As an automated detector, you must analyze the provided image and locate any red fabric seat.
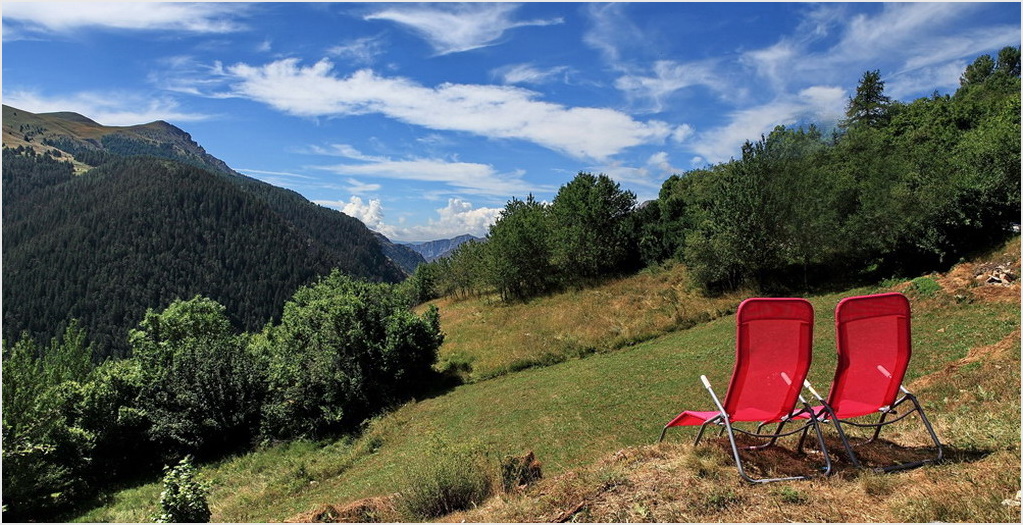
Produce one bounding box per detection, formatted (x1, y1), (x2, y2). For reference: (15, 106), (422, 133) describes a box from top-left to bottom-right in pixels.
(663, 298), (814, 429)
(659, 298), (832, 483)
(797, 292), (943, 471)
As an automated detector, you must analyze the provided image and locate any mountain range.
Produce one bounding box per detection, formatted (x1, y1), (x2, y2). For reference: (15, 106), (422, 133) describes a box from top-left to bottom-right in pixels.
(404, 234), (481, 262)
(1, 104), (433, 356)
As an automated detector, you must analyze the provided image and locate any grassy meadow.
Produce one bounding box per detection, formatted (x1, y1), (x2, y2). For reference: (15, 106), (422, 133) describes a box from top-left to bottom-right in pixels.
(74, 239), (1021, 523)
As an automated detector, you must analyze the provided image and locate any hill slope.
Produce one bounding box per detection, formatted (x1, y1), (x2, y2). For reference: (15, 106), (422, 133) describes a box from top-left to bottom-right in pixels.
(2, 106), (408, 356)
(73, 238), (1020, 522)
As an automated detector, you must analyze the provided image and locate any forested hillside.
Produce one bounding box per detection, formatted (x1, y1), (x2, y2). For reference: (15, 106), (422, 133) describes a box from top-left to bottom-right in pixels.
(1, 107), (411, 357)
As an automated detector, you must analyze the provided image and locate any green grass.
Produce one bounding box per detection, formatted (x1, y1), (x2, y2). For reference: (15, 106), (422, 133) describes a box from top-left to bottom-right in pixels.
(71, 239), (1021, 523)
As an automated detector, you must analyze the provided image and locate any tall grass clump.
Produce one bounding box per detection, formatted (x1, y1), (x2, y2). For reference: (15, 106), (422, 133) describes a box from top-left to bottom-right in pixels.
(394, 438), (494, 520)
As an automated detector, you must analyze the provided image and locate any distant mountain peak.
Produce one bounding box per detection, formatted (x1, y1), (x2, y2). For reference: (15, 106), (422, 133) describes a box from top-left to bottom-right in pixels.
(407, 234), (480, 262)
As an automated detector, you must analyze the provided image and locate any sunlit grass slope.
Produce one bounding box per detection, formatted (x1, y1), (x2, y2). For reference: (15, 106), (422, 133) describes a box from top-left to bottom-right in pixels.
(430, 262), (743, 382)
(75, 240), (1021, 523)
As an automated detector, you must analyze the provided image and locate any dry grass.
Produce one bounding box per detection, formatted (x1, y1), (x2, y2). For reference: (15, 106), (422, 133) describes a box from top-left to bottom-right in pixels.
(428, 262), (744, 381)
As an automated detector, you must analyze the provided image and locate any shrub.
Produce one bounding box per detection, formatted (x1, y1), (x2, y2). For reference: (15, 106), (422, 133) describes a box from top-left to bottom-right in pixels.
(153, 456), (211, 523)
(261, 271), (443, 439)
(130, 296), (265, 460)
(908, 276), (942, 297)
(395, 439), (494, 519)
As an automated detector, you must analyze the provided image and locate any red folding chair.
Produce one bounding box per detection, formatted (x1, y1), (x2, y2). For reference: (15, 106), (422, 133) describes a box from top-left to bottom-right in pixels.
(658, 298), (832, 483)
(799, 292), (943, 472)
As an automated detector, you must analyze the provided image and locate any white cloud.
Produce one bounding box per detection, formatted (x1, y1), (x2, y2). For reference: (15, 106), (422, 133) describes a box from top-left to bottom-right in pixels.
(327, 35), (386, 65)
(692, 86), (846, 164)
(495, 63), (571, 85)
(338, 196), (386, 230)
(671, 124), (695, 144)
(739, 2), (1019, 97)
(1, 89), (210, 126)
(364, 3), (562, 56)
(583, 3), (643, 70)
(312, 144), (547, 197)
(344, 178), (382, 194)
(615, 60), (727, 112)
(324, 196), (500, 241)
(2, 2), (248, 38)
(219, 59), (673, 161)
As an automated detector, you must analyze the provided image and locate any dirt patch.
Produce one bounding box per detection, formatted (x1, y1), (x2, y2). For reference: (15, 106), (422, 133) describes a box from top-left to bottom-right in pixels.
(910, 329), (1020, 391)
(284, 496), (398, 523)
(933, 243), (1021, 304)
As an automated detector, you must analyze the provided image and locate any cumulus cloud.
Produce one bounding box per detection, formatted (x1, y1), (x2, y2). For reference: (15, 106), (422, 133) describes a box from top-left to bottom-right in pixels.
(339, 196), (386, 230)
(2, 2), (248, 39)
(219, 59), (673, 161)
(364, 3), (562, 55)
(324, 196), (500, 241)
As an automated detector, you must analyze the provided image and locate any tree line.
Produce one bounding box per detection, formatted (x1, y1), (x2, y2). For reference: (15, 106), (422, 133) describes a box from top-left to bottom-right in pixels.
(2, 272), (443, 521)
(411, 48), (1020, 301)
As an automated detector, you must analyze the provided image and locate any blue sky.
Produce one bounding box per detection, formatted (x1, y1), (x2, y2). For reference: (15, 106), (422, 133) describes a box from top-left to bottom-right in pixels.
(3, 2), (1019, 242)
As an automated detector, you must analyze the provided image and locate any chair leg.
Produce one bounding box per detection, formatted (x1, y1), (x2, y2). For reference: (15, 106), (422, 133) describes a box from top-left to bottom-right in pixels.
(875, 394), (943, 472)
(864, 411), (888, 444)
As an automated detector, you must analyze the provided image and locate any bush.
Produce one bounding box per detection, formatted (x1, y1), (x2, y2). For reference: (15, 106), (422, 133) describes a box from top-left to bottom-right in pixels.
(395, 439), (494, 519)
(261, 271), (443, 439)
(153, 456), (211, 523)
(1, 323), (97, 521)
(130, 296), (265, 460)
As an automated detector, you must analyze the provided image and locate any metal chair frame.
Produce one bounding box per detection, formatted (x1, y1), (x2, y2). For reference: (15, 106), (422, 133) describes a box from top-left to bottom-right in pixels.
(799, 381), (943, 472)
(660, 375), (834, 484)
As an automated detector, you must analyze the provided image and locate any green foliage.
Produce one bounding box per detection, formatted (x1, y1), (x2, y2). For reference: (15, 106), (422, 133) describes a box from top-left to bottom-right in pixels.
(907, 276), (942, 298)
(485, 194), (557, 300)
(1, 322), (97, 520)
(3, 151), (404, 358)
(845, 69), (892, 128)
(659, 49), (1020, 293)
(394, 439), (494, 519)
(435, 172), (641, 302)
(549, 173), (638, 281)
(153, 456), (211, 524)
(130, 296), (265, 459)
(260, 270), (443, 439)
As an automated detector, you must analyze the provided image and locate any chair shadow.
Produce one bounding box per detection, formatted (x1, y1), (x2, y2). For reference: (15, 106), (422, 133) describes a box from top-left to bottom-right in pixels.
(703, 434), (988, 480)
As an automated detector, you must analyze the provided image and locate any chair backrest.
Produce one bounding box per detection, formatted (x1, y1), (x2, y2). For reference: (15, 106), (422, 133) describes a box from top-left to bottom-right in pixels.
(826, 292), (912, 418)
(722, 298), (814, 423)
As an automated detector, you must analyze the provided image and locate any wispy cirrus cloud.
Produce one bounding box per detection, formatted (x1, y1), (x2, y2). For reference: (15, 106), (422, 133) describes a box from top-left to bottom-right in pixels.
(364, 3), (562, 55)
(2, 2), (249, 40)
(615, 59), (730, 113)
(217, 59), (680, 161)
(310, 143), (546, 198)
(494, 63), (572, 85)
(1, 89), (211, 126)
(327, 35), (387, 66)
(692, 86), (846, 164)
